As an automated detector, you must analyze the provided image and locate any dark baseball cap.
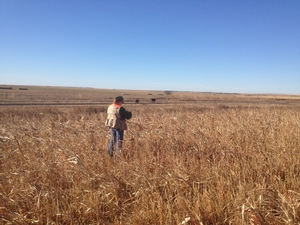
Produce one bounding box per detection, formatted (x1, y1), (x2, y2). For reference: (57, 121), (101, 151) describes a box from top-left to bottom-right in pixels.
(116, 96), (124, 103)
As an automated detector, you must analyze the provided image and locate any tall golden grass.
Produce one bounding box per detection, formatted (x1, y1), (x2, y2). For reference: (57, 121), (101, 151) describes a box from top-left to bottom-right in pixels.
(1, 104), (300, 224)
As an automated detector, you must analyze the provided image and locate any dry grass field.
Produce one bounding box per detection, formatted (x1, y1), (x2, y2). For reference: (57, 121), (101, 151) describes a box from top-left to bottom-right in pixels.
(1, 85), (300, 106)
(1, 85), (300, 224)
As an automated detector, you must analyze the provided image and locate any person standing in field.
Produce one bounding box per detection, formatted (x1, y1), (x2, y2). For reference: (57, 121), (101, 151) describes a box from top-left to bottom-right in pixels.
(105, 96), (132, 158)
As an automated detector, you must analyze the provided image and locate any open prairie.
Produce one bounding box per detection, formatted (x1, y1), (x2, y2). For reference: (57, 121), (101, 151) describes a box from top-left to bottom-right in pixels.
(1, 85), (300, 224)
(1, 84), (300, 107)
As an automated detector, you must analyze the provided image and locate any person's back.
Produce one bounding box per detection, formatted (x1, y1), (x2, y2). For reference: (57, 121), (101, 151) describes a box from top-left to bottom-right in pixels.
(105, 103), (128, 130)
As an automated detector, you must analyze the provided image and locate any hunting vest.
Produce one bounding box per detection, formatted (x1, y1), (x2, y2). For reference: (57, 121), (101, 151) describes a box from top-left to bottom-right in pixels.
(105, 104), (128, 130)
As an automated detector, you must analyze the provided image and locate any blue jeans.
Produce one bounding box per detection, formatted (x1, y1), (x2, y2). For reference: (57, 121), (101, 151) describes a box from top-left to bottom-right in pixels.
(108, 128), (124, 157)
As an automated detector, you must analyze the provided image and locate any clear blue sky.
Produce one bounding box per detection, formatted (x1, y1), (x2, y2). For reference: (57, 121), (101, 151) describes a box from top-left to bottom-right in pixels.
(1, 0), (299, 94)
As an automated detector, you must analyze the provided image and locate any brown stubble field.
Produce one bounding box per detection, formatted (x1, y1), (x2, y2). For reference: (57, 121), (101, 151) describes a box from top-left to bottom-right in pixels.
(1, 85), (300, 224)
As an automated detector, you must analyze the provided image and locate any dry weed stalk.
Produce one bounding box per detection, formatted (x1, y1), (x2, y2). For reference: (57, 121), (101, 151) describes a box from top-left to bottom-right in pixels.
(0, 105), (300, 224)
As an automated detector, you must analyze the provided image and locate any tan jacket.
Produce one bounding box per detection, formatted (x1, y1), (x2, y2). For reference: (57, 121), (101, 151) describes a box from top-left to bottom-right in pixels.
(105, 104), (128, 130)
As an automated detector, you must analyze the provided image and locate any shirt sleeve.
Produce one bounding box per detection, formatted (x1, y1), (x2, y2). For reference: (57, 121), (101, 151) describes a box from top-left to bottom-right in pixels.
(119, 107), (132, 119)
